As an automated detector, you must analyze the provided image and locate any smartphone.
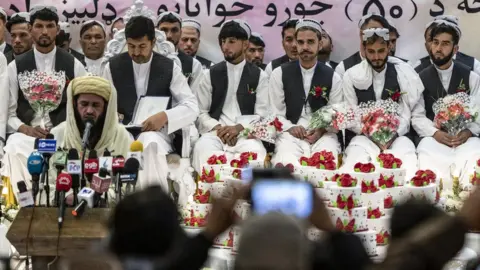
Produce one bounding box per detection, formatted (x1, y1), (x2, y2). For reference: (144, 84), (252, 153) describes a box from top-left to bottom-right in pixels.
(251, 180), (313, 219)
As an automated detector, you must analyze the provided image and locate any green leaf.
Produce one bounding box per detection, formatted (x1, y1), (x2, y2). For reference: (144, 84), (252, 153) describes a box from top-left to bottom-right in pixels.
(301, 161), (308, 166)
(392, 163), (398, 169)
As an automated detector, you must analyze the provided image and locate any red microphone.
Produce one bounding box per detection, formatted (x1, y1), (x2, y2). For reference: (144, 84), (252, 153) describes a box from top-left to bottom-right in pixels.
(91, 168), (112, 194)
(84, 158), (99, 174)
(56, 173), (72, 229)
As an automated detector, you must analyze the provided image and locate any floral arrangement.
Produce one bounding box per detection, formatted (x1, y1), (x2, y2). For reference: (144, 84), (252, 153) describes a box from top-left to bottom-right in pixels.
(362, 181), (379, 193)
(336, 174), (357, 187)
(367, 207), (381, 219)
(231, 158), (248, 168)
(433, 92), (478, 136)
(354, 162), (375, 173)
(194, 189), (211, 204)
(184, 209), (208, 227)
(309, 103), (356, 130)
(240, 152), (257, 161)
(358, 99), (400, 150)
(384, 196), (395, 209)
(299, 151), (336, 170)
(386, 88), (406, 102)
(443, 178), (470, 213)
(335, 218), (356, 233)
(310, 85), (329, 100)
(200, 168), (220, 183)
(275, 163), (295, 173)
(379, 174), (398, 188)
(18, 70), (66, 129)
(207, 154), (227, 165)
(377, 153), (402, 169)
(376, 231), (390, 245)
(241, 116), (283, 143)
(410, 170), (436, 187)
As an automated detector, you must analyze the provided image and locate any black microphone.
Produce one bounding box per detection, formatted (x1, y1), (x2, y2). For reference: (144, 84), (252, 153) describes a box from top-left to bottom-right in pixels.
(39, 133), (55, 207)
(67, 149), (81, 206)
(120, 158), (140, 195)
(81, 118), (94, 151)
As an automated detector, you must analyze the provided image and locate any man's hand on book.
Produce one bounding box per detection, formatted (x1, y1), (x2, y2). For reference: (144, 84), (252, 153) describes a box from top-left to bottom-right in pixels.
(142, 112), (168, 132)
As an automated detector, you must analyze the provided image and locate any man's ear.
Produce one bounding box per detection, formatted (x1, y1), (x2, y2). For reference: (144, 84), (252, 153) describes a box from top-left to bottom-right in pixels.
(453, 44), (459, 55)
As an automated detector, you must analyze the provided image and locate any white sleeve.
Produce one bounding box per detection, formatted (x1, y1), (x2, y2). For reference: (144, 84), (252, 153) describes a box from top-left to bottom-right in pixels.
(0, 54), (8, 143)
(195, 69), (220, 134)
(334, 61), (346, 78)
(73, 58), (87, 77)
(411, 93), (438, 137)
(7, 61), (24, 132)
(467, 71), (480, 135)
(341, 70), (362, 134)
(268, 67), (295, 131)
(265, 62), (273, 77)
(189, 58), (204, 94)
(164, 64), (199, 134)
(328, 71), (343, 105)
(473, 58), (480, 77)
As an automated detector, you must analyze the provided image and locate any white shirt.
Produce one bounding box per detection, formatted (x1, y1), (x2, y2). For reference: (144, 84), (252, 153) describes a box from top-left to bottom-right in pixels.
(0, 54), (8, 145)
(269, 63), (343, 130)
(335, 52), (365, 79)
(0, 42), (5, 54)
(342, 65), (411, 136)
(411, 54), (480, 76)
(84, 56), (104, 76)
(103, 59), (199, 135)
(131, 54), (153, 98)
(7, 46), (87, 132)
(196, 59), (270, 134)
(412, 62), (480, 137)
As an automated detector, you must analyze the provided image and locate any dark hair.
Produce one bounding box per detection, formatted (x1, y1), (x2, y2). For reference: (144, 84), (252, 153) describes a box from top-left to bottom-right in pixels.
(218, 21), (249, 44)
(125, 16), (155, 41)
(362, 34), (390, 47)
(430, 23), (460, 45)
(424, 22), (436, 39)
(360, 15), (389, 30)
(55, 30), (70, 46)
(80, 21), (106, 37)
(389, 25), (400, 38)
(6, 16), (29, 33)
(249, 35), (265, 47)
(0, 13), (6, 24)
(281, 19), (299, 39)
(30, 8), (59, 25)
(108, 185), (182, 257)
(157, 13), (181, 27)
(295, 26), (322, 41)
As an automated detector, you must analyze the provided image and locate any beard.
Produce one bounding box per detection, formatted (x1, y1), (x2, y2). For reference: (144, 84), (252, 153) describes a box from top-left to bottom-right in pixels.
(432, 49), (454, 67)
(73, 103), (107, 149)
(366, 55), (388, 71)
(37, 36), (53, 47)
(224, 50), (242, 63)
(389, 49), (396, 56)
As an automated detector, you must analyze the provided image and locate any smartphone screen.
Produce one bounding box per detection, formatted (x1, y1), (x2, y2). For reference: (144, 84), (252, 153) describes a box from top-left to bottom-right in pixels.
(251, 180), (313, 219)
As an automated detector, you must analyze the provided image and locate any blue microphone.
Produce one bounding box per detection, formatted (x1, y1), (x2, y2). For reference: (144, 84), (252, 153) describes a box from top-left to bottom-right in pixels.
(27, 151), (44, 203)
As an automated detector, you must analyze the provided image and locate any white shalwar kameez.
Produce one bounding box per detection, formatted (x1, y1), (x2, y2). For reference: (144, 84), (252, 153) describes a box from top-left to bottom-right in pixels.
(104, 58), (199, 192)
(269, 63), (343, 166)
(413, 63), (480, 190)
(341, 58), (421, 180)
(192, 60), (269, 173)
(2, 46), (86, 199)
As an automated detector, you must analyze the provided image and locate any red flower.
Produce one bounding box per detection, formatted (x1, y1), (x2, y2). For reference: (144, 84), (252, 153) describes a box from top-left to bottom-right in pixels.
(477, 159), (480, 167)
(275, 163), (284, 168)
(337, 174), (357, 187)
(384, 196), (394, 209)
(217, 154), (227, 164)
(270, 117), (283, 132)
(378, 153), (402, 169)
(368, 207), (382, 219)
(207, 155), (217, 165)
(318, 160), (336, 170)
(379, 174), (395, 188)
(376, 234), (385, 244)
(232, 169), (242, 179)
(411, 176), (428, 187)
(336, 194), (355, 210)
(227, 231), (234, 247)
(231, 158), (248, 168)
(194, 189), (211, 204)
(390, 91), (401, 102)
(299, 156), (310, 166)
(332, 174), (341, 182)
(200, 168), (217, 183)
(354, 162), (375, 173)
(285, 163), (294, 173)
(362, 181), (379, 193)
(240, 152), (257, 161)
(335, 218), (356, 233)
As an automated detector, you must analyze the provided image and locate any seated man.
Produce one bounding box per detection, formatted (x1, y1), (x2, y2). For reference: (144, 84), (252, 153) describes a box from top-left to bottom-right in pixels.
(270, 19), (342, 166)
(245, 32), (266, 70)
(103, 16), (198, 191)
(264, 19), (298, 77)
(413, 21), (480, 190)
(341, 28), (420, 179)
(192, 20), (268, 173)
(317, 29), (338, 69)
(179, 18), (213, 68)
(78, 20), (107, 74)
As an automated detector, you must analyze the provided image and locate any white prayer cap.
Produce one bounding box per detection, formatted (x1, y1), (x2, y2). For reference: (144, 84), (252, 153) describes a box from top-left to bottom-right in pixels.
(29, 5), (58, 17)
(59, 21), (70, 34)
(156, 11), (182, 26)
(435, 15), (459, 25)
(433, 19), (462, 38)
(295, 18), (323, 33)
(251, 32), (265, 43)
(10, 12), (30, 22)
(183, 18), (201, 31)
(221, 19), (252, 38)
(358, 12), (382, 28)
(362, 28), (390, 41)
(0, 7), (7, 20)
(81, 20), (106, 34)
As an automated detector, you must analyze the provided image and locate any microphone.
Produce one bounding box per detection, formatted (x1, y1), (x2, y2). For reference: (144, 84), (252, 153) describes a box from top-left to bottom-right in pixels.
(72, 187), (95, 217)
(91, 168), (112, 207)
(126, 141), (144, 170)
(38, 134), (56, 207)
(112, 155), (125, 201)
(81, 118), (94, 151)
(120, 158), (140, 194)
(17, 181), (34, 207)
(66, 149), (81, 206)
(56, 173), (72, 228)
(27, 151), (43, 203)
(99, 149), (113, 172)
(84, 150), (99, 183)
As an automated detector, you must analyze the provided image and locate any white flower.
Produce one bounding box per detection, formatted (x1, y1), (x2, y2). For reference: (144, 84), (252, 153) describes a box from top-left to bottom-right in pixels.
(442, 189), (455, 199)
(459, 191), (470, 201)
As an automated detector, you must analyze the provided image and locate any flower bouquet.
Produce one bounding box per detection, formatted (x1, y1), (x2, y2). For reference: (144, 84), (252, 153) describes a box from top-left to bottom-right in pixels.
(309, 103), (356, 131)
(433, 92), (478, 136)
(241, 116), (283, 143)
(358, 99), (400, 150)
(18, 70), (66, 129)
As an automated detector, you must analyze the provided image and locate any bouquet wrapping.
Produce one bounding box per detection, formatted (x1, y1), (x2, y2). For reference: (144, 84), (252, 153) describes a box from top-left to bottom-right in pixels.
(241, 116), (283, 143)
(18, 70), (66, 129)
(358, 99), (400, 149)
(433, 92), (478, 136)
(309, 103), (356, 131)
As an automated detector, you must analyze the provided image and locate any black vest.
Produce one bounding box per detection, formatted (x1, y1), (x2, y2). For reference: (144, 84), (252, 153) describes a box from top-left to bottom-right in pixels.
(3, 43), (12, 54)
(343, 51), (362, 71)
(395, 56), (408, 63)
(281, 61), (333, 124)
(258, 63), (267, 70)
(110, 52), (173, 124)
(456, 52), (475, 71)
(15, 48), (75, 127)
(208, 61), (260, 120)
(196, 55), (212, 68)
(4, 50), (14, 64)
(330, 61), (338, 70)
(177, 51), (194, 85)
(69, 48), (86, 66)
(271, 54), (290, 71)
(415, 56), (431, 73)
(420, 62), (471, 121)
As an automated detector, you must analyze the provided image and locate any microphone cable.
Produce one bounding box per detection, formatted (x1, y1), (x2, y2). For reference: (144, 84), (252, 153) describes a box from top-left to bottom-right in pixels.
(24, 200), (36, 269)
(47, 227), (61, 270)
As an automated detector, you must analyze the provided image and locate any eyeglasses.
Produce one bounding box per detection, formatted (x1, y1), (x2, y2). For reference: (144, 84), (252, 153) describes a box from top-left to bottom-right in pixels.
(362, 28), (390, 41)
(29, 5), (58, 16)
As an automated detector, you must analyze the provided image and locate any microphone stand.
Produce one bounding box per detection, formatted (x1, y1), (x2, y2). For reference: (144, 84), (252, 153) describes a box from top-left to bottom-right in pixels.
(54, 165), (63, 207)
(81, 146), (87, 189)
(39, 155), (50, 207)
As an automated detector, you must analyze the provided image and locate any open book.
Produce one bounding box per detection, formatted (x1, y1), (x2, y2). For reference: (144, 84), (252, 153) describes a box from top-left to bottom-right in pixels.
(124, 96), (171, 130)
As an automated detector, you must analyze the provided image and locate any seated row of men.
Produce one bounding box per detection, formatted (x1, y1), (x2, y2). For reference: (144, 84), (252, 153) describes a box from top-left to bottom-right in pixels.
(0, 6), (479, 202)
